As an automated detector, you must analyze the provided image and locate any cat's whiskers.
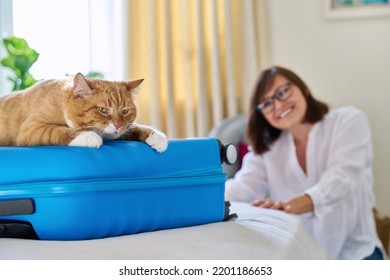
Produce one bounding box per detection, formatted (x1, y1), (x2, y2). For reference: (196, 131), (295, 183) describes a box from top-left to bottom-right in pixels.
(121, 129), (134, 139)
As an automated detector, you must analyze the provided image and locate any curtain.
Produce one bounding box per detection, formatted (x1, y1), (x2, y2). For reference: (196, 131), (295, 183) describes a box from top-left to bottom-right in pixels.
(125, 0), (267, 138)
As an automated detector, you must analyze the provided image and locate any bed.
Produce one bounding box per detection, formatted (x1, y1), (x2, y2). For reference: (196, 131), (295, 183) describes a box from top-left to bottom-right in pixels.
(0, 202), (327, 260)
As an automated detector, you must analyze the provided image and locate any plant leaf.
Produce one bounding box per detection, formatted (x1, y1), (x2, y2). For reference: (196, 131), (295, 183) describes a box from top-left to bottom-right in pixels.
(1, 35), (40, 90)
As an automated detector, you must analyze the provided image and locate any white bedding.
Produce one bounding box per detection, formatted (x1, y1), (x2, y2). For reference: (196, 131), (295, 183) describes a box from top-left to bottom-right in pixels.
(0, 202), (327, 260)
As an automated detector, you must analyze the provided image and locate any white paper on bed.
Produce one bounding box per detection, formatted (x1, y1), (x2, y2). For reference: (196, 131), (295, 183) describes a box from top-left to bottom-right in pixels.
(0, 202), (327, 260)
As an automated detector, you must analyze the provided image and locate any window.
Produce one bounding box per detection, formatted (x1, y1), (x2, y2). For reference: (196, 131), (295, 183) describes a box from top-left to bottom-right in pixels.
(0, 0), (13, 93)
(0, 0), (125, 94)
(12, 0), (91, 80)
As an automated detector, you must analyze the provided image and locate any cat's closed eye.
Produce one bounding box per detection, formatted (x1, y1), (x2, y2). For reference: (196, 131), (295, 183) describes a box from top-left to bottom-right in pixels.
(98, 107), (109, 115)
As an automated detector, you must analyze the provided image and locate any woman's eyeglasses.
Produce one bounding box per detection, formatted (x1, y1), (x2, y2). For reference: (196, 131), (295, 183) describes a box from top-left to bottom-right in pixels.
(256, 82), (293, 114)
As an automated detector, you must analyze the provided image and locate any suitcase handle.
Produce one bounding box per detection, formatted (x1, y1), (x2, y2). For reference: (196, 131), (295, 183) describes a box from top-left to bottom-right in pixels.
(0, 199), (35, 216)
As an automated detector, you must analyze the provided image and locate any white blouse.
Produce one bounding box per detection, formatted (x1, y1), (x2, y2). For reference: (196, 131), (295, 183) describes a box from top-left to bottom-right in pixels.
(225, 106), (383, 259)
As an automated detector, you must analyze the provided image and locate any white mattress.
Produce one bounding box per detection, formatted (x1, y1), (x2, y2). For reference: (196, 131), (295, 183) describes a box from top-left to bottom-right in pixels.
(0, 202), (327, 260)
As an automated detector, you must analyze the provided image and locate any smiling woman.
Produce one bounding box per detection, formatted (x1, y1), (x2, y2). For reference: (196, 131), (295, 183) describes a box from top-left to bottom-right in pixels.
(247, 66), (328, 155)
(225, 66), (386, 260)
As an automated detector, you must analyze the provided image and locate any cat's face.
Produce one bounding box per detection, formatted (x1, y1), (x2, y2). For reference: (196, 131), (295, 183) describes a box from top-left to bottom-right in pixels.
(65, 73), (143, 139)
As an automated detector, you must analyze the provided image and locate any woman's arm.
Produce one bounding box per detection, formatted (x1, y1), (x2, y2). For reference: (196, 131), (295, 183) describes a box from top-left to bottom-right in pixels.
(283, 194), (314, 214)
(225, 149), (269, 202)
(305, 108), (373, 218)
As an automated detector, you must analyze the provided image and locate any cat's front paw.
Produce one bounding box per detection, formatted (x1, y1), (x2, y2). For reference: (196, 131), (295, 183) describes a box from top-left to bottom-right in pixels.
(145, 131), (168, 152)
(69, 131), (103, 148)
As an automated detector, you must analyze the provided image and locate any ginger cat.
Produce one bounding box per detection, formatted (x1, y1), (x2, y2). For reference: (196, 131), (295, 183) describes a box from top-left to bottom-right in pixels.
(0, 73), (168, 152)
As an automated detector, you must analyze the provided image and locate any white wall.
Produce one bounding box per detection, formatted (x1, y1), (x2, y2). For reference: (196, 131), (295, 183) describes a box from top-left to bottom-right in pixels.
(264, 0), (390, 215)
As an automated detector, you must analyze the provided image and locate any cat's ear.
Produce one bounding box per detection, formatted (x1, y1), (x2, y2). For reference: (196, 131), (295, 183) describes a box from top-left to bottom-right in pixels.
(125, 79), (144, 93)
(73, 73), (93, 96)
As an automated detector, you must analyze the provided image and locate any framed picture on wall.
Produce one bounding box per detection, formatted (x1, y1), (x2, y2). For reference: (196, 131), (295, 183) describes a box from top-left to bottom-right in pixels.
(324, 0), (390, 19)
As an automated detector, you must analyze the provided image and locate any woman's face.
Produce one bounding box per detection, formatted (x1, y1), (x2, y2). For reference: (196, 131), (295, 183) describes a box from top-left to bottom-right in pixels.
(259, 74), (307, 131)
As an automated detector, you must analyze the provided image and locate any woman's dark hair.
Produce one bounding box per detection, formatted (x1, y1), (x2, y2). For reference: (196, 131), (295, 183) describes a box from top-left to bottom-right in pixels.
(247, 66), (329, 154)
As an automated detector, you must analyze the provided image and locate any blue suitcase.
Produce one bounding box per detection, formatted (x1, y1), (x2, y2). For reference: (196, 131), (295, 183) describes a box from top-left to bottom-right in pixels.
(0, 138), (236, 240)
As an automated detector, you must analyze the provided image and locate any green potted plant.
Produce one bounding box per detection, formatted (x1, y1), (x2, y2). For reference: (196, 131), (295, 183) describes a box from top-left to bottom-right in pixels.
(1, 35), (39, 91)
(1, 35), (105, 92)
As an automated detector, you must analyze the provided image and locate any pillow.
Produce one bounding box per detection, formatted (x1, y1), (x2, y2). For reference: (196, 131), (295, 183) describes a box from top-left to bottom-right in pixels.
(236, 141), (249, 169)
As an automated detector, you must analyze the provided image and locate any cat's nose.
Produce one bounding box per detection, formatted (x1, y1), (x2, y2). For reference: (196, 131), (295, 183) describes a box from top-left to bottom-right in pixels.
(113, 121), (122, 129)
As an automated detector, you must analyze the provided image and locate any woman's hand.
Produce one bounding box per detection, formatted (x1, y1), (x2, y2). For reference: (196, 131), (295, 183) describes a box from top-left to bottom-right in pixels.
(252, 194), (314, 215)
(251, 198), (287, 211)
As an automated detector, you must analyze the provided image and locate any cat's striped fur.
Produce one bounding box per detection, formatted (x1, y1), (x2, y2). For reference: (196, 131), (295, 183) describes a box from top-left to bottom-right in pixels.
(0, 73), (167, 152)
